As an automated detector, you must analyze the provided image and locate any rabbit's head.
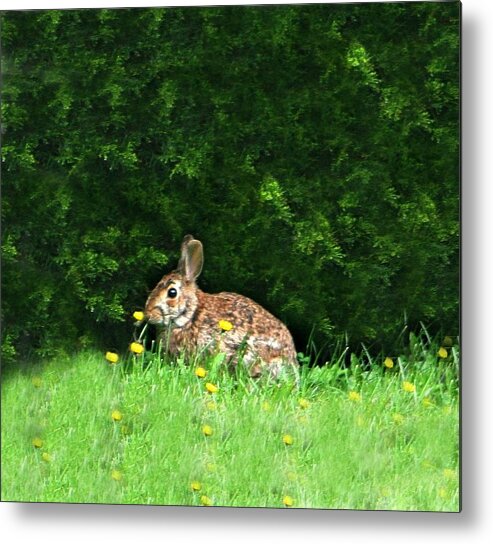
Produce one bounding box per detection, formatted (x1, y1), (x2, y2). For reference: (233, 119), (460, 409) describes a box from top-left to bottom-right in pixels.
(145, 235), (203, 328)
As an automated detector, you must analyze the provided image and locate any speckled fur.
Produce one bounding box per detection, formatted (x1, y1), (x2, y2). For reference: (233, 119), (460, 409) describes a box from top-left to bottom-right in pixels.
(144, 236), (298, 378)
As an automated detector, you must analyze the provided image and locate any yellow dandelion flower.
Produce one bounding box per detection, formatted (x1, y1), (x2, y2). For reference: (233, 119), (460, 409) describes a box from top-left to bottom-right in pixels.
(195, 367), (207, 378)
(261, 401), (271, 412)
(438, 347), (448, 359)
(423, 397), (434, 408)
(111, 469), (123, 481)
(297, 414), (309, 425)
(392, 413), (405, 425)
(206, 462), (217, 473)
(41, 452), (52, 462)
(202, 425), (213, 436)
(438, 487), (449, 499)
(384, 357), (394, 369)
(443, 468), (456, 480)
(348, 391), (361, 402)
(130, 342), (144, 354)
(32, 376), (43, 388)
(283, 495), (294, 507)
(120, 425), (130, 436)
(298, 398), (310, 409)
(105, 351), (119, 364)
(206, 400), (217, 411)
(379, 487), (390, 498)
(402, 381), (416, 393)
(200, 495), (213, 506)
(133, 311), (145, 321)
(442, 336), (453, 347)
(283, 434), (294, 446)
(32, 437), (43, 449)
(191, 481), (202, 492)
(218, 319), (233, 331)
(205, 382), (219, 394)
(111, 410), (123, 422)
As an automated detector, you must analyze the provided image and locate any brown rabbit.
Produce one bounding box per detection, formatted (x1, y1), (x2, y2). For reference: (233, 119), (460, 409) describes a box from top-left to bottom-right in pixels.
(144, 235), (298, 379)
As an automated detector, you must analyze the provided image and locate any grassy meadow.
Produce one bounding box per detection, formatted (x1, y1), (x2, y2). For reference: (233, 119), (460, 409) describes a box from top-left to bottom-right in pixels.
(1, 331), (460, 511)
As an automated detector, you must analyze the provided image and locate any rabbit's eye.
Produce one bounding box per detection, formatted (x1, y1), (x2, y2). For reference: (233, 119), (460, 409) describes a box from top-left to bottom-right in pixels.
(167, 287), (178, 299)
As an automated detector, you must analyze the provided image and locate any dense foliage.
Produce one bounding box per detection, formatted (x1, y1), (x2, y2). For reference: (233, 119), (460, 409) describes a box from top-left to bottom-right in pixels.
(1, 2), (460, 362)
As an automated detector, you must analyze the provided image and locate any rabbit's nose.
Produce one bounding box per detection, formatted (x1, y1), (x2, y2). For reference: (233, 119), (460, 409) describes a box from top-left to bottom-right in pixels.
(145, 305), (165, 324)
(144, 307), (155, 320)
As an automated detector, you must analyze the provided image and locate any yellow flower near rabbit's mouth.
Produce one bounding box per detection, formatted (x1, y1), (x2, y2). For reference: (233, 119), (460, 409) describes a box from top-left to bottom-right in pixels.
(105, 351), (119, 364)
(130, 342), (144, 354)
(133, 311), (145, 322)
(32, 437), (43, 448)
(218, 320), (234, 331)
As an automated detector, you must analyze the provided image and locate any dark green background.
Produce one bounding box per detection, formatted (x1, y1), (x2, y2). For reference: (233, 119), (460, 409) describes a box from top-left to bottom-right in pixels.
(1, 2), (460, 363)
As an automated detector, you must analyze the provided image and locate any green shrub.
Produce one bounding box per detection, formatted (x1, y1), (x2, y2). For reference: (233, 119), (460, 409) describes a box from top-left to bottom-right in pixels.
(1, 3), (460, 362)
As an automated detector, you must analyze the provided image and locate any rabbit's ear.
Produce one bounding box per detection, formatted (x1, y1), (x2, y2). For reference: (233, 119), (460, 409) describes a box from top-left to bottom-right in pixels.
(177, 235), (194, 273)
(178, 236), (203, 282)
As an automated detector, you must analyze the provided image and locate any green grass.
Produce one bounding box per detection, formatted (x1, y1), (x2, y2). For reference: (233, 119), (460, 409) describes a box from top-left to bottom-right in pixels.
(1, 334), (459, 511)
